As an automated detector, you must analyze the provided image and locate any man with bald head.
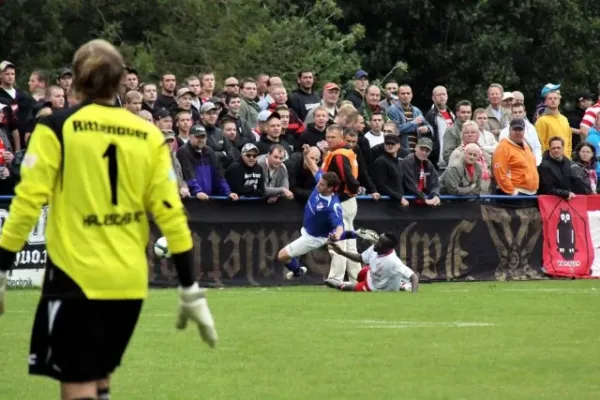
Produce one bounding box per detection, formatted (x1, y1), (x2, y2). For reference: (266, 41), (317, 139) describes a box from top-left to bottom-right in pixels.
(138, 110), (153, 123)
(258, 76), (284, 110)
(512, 91), (525, 105)
(284, 145), (322, 203)
(425, 85), (455, 170)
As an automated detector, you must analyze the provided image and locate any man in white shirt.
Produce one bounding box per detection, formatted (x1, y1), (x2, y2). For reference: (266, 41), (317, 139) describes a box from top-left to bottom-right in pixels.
(364, 111), (385, 148)
(499, 102), (542, 165)
(324, 231), (419, 293)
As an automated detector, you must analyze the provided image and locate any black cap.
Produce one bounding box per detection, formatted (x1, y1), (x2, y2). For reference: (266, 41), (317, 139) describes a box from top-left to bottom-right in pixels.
(126, 67), (138, 75)
(384, 135), (401, 145)
(575, 92), (594, 103)
(58, 67), (73, 77)
(190, 125), (207, 137)
(509, 118), (526, 130)
(154, 108), (171, 120)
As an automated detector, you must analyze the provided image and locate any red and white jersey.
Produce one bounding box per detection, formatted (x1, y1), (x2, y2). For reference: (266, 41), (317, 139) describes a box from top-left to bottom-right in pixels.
(361, 246), (414, 291)
(580, 102), (600, 129)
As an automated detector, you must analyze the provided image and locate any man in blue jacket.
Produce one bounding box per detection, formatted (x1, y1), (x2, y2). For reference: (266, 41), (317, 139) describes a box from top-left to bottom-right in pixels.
(176, 124), (239, 201)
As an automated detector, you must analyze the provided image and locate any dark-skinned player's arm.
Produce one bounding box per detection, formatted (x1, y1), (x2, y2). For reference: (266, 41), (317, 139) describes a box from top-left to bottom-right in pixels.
(327, 241), (363, 264)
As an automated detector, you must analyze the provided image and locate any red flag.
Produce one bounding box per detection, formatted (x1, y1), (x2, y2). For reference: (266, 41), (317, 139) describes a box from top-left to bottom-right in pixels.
(538, 195), (594, 277)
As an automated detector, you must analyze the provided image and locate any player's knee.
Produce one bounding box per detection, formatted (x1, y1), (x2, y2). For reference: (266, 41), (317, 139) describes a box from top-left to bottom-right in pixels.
(277, 248), (289, 262)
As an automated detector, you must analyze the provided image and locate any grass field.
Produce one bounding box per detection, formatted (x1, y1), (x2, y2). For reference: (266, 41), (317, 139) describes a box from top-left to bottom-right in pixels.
(1, 281), (600, 399)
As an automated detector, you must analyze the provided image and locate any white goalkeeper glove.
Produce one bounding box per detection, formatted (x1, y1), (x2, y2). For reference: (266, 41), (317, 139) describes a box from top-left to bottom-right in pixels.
(175, 282), (218, 348)
(0, 270), (6, 316)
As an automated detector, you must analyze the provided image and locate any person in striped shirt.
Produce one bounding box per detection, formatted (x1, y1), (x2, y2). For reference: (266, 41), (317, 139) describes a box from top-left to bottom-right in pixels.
(579, 92), (600, 138)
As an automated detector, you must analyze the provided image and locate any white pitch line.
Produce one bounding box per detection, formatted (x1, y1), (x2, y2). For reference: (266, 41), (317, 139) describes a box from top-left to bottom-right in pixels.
(356, 320), (495, 328)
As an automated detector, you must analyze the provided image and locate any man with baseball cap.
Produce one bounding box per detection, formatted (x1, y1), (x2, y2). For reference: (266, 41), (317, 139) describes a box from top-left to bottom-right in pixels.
(401, 137), (441, 206)
(493, 118), (539, 197)
(200, 102), (238, 168)
(345, 70), (369, 109)
(567, 92), (594, 147)
(535, 83), (572, 159)
(304, 82), (340, 125)
(172, 87), (200, 124)
(176, 124), (238, 201)
(56, 67), (73, 94)
(370, 134), (409, 206)
(225, 143), (266, 198)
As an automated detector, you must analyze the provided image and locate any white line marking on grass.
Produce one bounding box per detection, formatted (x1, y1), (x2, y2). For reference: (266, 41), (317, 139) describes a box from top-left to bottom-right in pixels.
(355, 320), (495, 329)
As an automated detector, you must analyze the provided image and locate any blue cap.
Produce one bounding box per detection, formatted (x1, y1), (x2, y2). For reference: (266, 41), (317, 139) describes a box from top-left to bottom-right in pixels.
(541, 83), (561, 98)
(354, 69), (368, 80)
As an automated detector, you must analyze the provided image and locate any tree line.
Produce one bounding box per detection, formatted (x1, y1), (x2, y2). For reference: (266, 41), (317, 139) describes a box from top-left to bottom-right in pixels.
(1, 0), (598, 110)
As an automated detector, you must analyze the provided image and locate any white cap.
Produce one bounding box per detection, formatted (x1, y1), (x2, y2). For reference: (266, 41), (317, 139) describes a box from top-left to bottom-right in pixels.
(502, 92), (515, 101)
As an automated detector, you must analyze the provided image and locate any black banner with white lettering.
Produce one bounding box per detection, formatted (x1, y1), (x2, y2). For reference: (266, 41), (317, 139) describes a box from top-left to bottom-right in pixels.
(0, 199), (546, 286)
(147, 199), (546, 287)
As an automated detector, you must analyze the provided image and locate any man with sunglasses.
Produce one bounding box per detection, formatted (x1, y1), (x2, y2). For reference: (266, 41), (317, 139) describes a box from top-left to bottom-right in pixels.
(225, 143), (266, 198)
(223, 77), (240, 95)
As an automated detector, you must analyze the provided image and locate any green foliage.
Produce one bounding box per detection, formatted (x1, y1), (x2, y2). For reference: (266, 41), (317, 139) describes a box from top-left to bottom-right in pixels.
(0, 0), (364, 89)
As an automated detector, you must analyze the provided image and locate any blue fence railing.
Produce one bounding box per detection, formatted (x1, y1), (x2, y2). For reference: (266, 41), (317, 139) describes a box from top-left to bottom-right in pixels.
(0, 195), (539, 202)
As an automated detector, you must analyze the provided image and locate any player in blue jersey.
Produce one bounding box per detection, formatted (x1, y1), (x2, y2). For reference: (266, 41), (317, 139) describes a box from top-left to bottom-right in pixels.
(277, 145), (345, 279)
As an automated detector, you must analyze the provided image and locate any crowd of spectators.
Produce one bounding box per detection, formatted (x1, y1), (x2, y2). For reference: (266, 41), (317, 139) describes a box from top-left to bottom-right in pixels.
(1, 60), (600, 205)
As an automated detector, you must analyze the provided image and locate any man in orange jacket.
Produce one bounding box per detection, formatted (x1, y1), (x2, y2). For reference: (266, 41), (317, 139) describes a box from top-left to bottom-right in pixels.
(321, 124), (362, 282)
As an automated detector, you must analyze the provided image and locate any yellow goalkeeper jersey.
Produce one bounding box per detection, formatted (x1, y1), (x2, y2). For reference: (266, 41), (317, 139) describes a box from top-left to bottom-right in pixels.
(0, 101), (193, 299)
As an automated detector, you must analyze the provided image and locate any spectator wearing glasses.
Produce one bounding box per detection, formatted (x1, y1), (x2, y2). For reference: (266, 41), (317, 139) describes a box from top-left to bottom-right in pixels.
(176, 125), (238, 201)
(371, 134), (409, 206)
(223, 77), (240, 95)
(402, 138), (441, 207)
(257, 144), (294, 203)
(225, 143), (266, 198)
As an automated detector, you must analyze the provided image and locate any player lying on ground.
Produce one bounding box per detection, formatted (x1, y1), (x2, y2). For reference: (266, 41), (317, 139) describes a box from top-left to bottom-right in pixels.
(324, 231), (419, 293)
(277, 145), (344, 279)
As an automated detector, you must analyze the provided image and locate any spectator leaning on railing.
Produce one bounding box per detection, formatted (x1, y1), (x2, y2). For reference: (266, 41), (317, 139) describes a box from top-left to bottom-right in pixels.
(537, 136), (588, 199)
(401, 137), (441, 207)
(284, 145), (321, 204)
(441, 143), (485, 196)
(225, 143), (266, 199)
(257, 144), (294, 203)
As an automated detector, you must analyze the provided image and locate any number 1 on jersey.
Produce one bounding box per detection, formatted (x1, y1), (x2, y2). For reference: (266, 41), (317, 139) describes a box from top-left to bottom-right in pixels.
(103, 144), (118, 205)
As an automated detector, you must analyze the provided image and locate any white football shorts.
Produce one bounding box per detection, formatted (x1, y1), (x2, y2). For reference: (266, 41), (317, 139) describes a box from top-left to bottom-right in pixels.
(284, 228), (328, 258)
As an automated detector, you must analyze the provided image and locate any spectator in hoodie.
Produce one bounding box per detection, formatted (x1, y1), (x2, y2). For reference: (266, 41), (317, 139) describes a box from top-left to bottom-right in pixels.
(268, 86), (305, 137)
(424, 86), (455, 170)
(360, 85), (384, 130)
(200, 102), (238, 168)
(285, 145), (321, 203)
(239, 78), (261, 129)
(225, 143), (266, 198)
(288, 70), (321, 121)
(174, 110), (193, 147)
(379, 80), (399, 113)
(256, 110), (293, 156)
(123, 91), (142, 115)
(298, 105), (329, 153)
(176, 125), (238, 201)
(257, 144), (294, 203)
(304, 82), (340, 125)
(387, 84), (433, 152)
(164, 130), (190, 198)
(171, 87), (200, 127)
(402, 138), (441, 207)
(141, 82), (158, 115)
(571, 141), (597, 194)
(221, 118), (244, 158)
(275, 104), (299, 152)
(371, 134), (408, 206)
(345, 70), (368, 109)
(364, 111), (385, 148)
(221, 93), (255, 148)
(498, 103), (541, 165)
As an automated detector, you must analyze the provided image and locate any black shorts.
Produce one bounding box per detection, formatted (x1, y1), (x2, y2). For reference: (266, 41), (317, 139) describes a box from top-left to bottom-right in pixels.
(29, 264), (143, 382)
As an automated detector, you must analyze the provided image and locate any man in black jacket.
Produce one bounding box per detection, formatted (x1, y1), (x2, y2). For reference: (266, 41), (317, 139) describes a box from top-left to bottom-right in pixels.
(537, 136), (575, 200)
(285, 146), (320, 203)
(200, 101), (238, 168)
(371, 135), (408, 206)
(288, 70), (321, 121)
(225, 143), (266, 198)
(402, 138), (441, 207)
(424, 86), (455, 169)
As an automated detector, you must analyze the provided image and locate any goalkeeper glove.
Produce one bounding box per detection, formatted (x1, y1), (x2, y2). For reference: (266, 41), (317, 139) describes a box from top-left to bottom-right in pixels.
(175, 282), (218, 348)
(355, 228), (380, 242)
(0, 270), (6, 316)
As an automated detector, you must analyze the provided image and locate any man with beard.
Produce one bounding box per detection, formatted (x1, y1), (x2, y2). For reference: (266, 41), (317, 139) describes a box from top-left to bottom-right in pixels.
(176, 125), (238, 201)
(288, 70), (321, 121)
(200, 102), (238, 168)
(225, 143), (266, 198)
